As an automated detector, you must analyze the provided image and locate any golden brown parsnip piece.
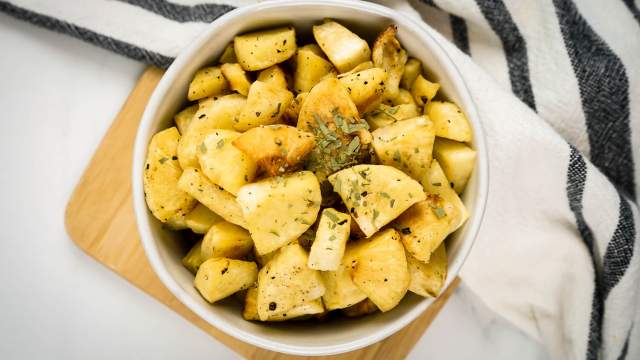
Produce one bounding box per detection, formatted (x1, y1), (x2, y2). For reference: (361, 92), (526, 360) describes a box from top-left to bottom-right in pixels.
(144, 127), (197, 223)
(201, 221), (253, 260)
(349, 229), (410, 312)
(256, 244), (325, 320)
(257, 65), (288, 89)
(294, 47), (336, 93)
(182, 239), (205, 274)
(198, 130), (257, 195)
(307, 208), (351, 271)
(236, 171), (321, 255)
(395, 194), (461, 263)
(232, 125), (315, 176)
(365, 103), (421, 130)
(184, 203), (222, 234)
(234, 26), (297, 71)
(313, 19), (371, 73)
(177, 167), (247, 228)
(408, 243), (447, 297)
(178, 94), (246, 169)
(411, 74), (440, 106)
(235, 81), (294, 131)
(339, 67), (387, 113)
(425, 101), (473, 142)
(187, 67), (228, 101)
(195, 258), (257, 303)
(221, 63), (252, 96)
(218, 42), (237, 64)
(297, 78), (371, 181)
(432, 138), (477, 194)
(372, 25), (407, 101)
(371, 116), (435, 181)
(174, 104), (198, 135)
(401, 58), (422, 90)
(328, 164), (425, 237)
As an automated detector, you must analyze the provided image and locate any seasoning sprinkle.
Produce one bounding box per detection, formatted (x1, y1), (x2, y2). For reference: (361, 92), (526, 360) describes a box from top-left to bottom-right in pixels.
(432, 207), (446, 218)
(324, 211), (340, 223)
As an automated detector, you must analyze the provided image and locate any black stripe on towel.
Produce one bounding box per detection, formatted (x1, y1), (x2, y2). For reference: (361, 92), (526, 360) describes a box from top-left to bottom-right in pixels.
(554, 0), (636, 201)
(449, 15), (470, 54)
(617, 330), (630, 360)
(475, 0), (536, 110)
(603, 194), (636, 298)
(116, 0), (235, 23)
(621, 0), (640, 26)
(419, 0), (438, 7)
(567, 146), (602, 360)
(417, 1), (470, 55)
(0, 1), (173, 68)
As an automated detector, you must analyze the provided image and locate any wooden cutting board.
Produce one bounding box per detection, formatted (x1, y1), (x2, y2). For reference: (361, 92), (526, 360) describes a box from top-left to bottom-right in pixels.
(64, 67), (459, 359)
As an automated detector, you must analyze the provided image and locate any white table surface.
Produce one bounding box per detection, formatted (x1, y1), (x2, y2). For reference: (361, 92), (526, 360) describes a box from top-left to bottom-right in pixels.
(0, 13), (548, 360)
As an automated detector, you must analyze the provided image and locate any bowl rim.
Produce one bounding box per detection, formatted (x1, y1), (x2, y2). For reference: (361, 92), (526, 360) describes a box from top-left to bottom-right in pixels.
(132, 0), (489, 356)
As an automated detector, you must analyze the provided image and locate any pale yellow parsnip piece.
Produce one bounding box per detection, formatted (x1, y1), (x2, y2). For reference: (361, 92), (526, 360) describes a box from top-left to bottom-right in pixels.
(308, 208), (350, 271)
(177, 167), (247, 228)
(178, 94), (245, 169)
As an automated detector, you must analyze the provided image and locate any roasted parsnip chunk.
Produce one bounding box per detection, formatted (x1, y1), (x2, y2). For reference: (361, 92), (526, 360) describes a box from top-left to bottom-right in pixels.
(257, 65), (288, 89)
(234, 26), (297, 71)
(243, 286), (325, 321)
(235, 81), (294, 131)
(187, 66), (228, 101)
(232, 125), (315, 176)
(198, 130), (257, 195)
(372, 25), (407, 101)
(319, 247), (368, 310)
(391, 88), (417, 106)
(365, 103), (421, 130)
(408, 243), (447, 297)
(236, 171), (321, 255)
(328, 164), (425, 237)
(411, 74), (440, 106)
(283, 92), (307, 125)
(218, 42), (237, 64)
(339, 67), (387, 113)
(297, 78), (371, 181)
(178, 94), (246, 169)
(349, 229), (410, 312)
(182, 239), (205, 274)
(425, 101), (473, 143)
(294, 46), (336, 93)
(371, 116), (435, 180)
(184, 203), (223, 234)
(221, 63), (252, 96)
(174, 104), (198, 135)
(421, 159), (469, 230)
(394, 194), (461, 263)
(144, 127), (197, 223)
(308, 208), (351, 271)
(257, 244), (325, 320)
(313, 19), (371, 73)
(178, 167), (247, 228)
(201, 221), (253, 261)
(433, 138), (476, 194)
(195, 258), (257, 303)
(401, 58), (422, 90)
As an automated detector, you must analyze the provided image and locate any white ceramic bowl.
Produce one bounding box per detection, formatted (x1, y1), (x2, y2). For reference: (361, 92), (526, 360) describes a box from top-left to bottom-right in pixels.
(133, 0), (488, 356)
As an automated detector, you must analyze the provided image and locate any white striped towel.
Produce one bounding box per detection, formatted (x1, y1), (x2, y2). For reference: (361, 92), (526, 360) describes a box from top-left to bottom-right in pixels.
(2, 0), (637, 359)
